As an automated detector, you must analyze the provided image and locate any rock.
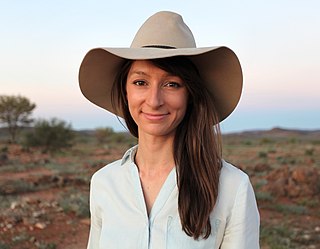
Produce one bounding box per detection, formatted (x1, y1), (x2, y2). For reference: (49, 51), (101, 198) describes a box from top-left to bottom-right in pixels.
(291, 167), (317, 183)
(29, 236), (37, 243)
(262, 165), (320, 198)
(254, 163), (271, 172)
(10, 201), (19, 210)
(286, 178), (301, 198)
(265, 178), (287, 197)
(302, 234), (311, 241)
(32, 210), (45, 218)
(80, 218), (90, 226)
(34, 222), (46, 230)
(307, 245), (317, 249)
(6, 223), (13, 229)
(262, 166), (289, 197)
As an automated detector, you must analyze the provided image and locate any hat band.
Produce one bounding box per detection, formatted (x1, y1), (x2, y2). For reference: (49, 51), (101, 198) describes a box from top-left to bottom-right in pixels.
(142, 45), (176, 49)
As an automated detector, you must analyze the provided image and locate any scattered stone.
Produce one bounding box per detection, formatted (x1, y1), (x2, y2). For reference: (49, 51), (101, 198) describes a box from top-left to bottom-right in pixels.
(253, 163), (271, 172)
(34, 222), (46, 230)
(307, 245), (317, 249)
(32, 210), (45, 218)
(262, 165), (320, 198)
(315, 226), (320, 232)
(10, 201), (19, 210)
(51, 201), (59, 208)
(34, 241), (41, 247)
(80, 218), (90, 226)
(6, 223), (13, 229)
(302, 234), (312, 241)
(29, 236), (37, 243)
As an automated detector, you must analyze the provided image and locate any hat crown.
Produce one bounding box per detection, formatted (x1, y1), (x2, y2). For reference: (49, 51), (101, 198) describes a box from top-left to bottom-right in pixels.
(131, 11), (196, 49)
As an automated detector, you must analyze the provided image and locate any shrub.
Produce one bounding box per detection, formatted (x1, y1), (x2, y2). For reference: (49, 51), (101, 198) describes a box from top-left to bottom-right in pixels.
(254, 179), (268, 190)
(58, 190), (89, 218)
(273, 204), (308, 215)
(0, 146), (8, 165)
(38, 242), (57, 249)
(260, 138), (274, 144)
(255, 191), (274, 202)
(260, 223), (295, 249)
(305, 148), (314, 156)
(258, 151), (268, 158)
(0, 241), (10, 249)
(0, 180), (36, 195)
(23, 118), (74, 152)
(94, 127), (115, 144)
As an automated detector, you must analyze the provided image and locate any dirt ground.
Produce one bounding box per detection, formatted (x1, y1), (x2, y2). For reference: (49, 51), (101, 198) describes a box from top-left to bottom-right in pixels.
(0, 128), (319, 249)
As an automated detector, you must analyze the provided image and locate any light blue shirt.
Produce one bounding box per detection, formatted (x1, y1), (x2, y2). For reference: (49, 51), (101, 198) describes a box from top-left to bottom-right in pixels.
(87, 146), (260, 249)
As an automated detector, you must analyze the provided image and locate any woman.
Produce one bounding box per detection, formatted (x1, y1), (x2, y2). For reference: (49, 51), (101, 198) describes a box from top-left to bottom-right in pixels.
(79, 11), (260, 249)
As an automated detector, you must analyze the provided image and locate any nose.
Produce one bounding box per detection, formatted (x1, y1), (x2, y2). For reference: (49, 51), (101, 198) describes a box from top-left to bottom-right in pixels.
(146, 85), (163, 108)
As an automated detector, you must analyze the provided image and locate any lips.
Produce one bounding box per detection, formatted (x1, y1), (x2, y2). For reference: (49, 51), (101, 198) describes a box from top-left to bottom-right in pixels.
(142, 112), (169, 121)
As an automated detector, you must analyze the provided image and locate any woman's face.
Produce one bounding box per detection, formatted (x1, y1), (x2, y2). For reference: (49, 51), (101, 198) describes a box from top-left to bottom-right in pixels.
(126, 60), (189, 138)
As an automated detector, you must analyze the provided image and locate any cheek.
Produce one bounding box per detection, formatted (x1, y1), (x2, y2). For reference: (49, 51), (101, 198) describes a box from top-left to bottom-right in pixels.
(170, 94), (189, 118)
(126, 90), (141, 122)
(178, 91), (189, 112)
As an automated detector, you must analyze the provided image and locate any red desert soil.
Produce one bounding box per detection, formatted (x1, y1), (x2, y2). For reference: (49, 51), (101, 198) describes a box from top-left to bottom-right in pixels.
(1, 128), (319, 248)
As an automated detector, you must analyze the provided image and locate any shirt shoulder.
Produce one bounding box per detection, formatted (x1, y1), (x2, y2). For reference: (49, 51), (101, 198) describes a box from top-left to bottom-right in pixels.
(91, 159), (122, 182)
(220, 160), (249, 187)
(91, 145), (138, 184)
(214, 160), (253, 217)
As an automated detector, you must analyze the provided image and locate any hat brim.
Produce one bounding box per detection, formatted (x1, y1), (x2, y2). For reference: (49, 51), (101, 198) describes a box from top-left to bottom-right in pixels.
(79, 46), (242, 122)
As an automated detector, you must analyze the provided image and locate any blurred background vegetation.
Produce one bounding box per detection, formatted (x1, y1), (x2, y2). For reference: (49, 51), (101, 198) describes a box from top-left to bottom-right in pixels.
(0, 95), (319, 249)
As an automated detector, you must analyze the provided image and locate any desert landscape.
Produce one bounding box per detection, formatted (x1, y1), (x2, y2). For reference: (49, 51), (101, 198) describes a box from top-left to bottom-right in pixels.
(0, 127), (319, 249)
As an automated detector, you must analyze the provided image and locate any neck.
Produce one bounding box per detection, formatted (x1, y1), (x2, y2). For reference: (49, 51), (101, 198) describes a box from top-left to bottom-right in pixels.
(135, 133), (175, 174)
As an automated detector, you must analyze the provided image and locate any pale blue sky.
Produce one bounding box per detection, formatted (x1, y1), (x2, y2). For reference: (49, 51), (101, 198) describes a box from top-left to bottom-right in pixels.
(1, 0), (319, 133)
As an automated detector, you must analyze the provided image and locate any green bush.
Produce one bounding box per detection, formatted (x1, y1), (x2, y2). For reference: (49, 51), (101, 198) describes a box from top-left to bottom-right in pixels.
(38, 242), (57, 249)
(273, 204), (308, 215)
(58, 190), (89, 218)
(260, 223), (296, 249)
(0, 180), (36, 195)
(23, 118), (74, 152)
(94, 127), (115, 144)
(305, 148), (314, 156)
(0, 241), (10, 249)
(258, 151), (268, 158)
(260, 138), (274, 144)
(255, 191), (274, 202)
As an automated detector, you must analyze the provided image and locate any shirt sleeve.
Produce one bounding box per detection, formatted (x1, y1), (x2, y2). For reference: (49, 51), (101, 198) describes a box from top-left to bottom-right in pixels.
(220, 175), (260, 249)
(87, 175), (102, 249)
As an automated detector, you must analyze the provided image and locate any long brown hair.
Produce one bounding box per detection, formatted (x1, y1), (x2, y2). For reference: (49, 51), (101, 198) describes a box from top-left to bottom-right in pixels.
(111, 57), (222, 239)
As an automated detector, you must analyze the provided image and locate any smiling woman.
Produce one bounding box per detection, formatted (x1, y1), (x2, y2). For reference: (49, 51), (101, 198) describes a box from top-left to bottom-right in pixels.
(125, 60), (189, 139)
(79, 11), (260, 249)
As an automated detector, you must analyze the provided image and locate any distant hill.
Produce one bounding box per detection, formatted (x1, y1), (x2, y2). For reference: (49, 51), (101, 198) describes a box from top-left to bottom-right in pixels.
(1, 126), (319, 142)
(224, 127), (320, 140)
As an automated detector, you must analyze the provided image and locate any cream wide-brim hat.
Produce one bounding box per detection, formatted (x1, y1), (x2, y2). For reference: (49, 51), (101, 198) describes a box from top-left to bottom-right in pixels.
(79, 11), (243, 122)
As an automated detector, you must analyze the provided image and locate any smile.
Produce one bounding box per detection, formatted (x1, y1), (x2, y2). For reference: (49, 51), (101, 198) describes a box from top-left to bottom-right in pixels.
(142, 112), (169, 121)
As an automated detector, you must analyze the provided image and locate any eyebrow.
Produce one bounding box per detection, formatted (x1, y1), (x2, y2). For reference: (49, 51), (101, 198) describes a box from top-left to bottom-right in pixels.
(129, 70), (148, 76)
(128, 70), (178, 78)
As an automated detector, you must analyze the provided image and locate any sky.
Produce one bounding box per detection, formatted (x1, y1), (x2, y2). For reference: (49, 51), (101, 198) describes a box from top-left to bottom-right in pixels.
(1, 0), (319, 133)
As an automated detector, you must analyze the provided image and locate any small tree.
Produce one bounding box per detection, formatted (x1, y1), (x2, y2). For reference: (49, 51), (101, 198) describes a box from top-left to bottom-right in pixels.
(94, 127), (115, 144)
(0, 95), (36, 143)
(24, 118), (74, 152)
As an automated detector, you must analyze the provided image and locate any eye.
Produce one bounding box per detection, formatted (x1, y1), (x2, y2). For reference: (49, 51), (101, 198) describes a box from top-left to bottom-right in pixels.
(164, 81), (184, 88)
(133, 80), (147, 86)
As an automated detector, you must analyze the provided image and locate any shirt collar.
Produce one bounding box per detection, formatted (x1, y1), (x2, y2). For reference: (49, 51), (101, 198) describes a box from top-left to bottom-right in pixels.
(120, 145), (138, 166)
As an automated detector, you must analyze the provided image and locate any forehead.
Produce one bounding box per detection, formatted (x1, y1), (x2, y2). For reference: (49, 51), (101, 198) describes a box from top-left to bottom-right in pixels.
(128, 60), (159, 72)
(127, 60), (179, 78)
